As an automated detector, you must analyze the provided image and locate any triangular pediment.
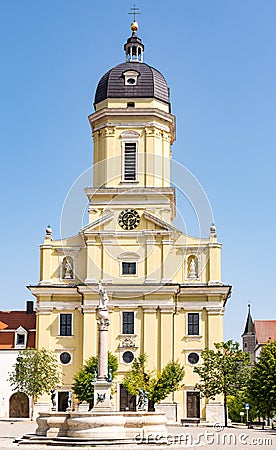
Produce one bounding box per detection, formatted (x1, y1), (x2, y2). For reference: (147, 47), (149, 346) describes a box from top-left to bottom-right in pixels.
(15, 326), (27, 334)
(143, 211), (179, 233)
(81, 211), (114, 235)
(80, 209), (180, 239)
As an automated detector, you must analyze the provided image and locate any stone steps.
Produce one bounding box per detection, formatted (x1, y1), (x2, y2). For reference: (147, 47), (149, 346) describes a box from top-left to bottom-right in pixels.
(15, 434), (137, 446)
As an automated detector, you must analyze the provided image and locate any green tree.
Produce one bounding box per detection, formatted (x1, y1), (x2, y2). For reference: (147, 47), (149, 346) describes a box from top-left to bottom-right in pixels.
(248, 340), (276, 423)
(72, 352), (118, 410)
(123, 354), (185, 410)
(227, 390), (257, 423)
(194, 340), (251, 427)
(8, 348), (60, 420)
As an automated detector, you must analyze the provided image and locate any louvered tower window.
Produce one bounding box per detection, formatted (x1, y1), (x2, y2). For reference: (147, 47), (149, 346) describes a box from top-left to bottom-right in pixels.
(123, 143), (137, 181)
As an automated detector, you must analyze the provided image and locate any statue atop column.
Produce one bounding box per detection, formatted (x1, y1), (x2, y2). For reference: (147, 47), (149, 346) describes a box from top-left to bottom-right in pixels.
(98, 280), (109, 310)
(97, 281), (110, 331)
(92, 281), (114, 411)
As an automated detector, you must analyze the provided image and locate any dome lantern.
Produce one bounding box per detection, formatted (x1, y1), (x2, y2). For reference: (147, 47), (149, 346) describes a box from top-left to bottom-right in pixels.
(124, 21), (144, 63)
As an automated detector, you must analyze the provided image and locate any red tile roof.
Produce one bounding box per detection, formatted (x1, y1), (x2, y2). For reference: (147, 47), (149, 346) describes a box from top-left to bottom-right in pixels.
(0, 311), (35, 330)
(0, 311), (36, 349)
(254, 320), (276, 344)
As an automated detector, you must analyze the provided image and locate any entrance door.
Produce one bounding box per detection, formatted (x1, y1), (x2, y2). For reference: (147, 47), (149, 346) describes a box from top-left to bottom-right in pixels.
(186, 392), (200, 418)
(120, 385), (136, 411)
(58, 391), (69, 412)
(9, 392), (29, 418)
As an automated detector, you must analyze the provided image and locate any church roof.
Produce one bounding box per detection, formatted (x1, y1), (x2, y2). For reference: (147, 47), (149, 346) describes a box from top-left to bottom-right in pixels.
(94, 62), (170, 106)
(254, 320), (276, 344)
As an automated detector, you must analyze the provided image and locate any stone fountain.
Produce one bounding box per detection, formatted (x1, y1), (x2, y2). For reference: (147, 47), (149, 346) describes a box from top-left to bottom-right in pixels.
(19, 282), (168, 446)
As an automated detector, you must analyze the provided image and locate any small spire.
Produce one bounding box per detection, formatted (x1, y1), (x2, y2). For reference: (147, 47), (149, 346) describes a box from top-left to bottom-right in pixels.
(242, 304), (254, 335)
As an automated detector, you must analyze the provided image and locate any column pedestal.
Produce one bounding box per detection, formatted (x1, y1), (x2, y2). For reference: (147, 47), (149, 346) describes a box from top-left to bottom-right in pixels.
(92, 381), (114, 412)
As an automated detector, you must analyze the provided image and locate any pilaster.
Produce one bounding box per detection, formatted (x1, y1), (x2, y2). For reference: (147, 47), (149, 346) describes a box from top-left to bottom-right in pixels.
(85, 239), (101, 283)
(142, 307), (157, 370)
(161, 239), (173, 283)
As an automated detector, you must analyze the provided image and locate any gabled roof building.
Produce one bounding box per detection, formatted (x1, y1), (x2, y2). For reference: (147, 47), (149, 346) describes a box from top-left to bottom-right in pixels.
(0, 301), (36, 418)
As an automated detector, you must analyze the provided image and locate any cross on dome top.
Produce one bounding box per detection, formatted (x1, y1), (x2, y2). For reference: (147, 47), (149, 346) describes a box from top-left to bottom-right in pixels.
(129, 3), (140, 22)
(124, 4), (144, 62)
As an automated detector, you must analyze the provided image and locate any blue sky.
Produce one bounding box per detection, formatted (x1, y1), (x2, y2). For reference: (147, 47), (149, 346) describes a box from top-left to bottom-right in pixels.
(0, 1), (275, 342)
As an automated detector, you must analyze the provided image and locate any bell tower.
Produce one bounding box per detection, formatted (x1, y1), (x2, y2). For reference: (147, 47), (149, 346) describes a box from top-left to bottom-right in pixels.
(87, 21), (176, 223)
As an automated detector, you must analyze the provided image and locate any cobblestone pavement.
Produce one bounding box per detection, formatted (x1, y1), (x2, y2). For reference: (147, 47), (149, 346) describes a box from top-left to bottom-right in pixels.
(0, 419), (275, 449)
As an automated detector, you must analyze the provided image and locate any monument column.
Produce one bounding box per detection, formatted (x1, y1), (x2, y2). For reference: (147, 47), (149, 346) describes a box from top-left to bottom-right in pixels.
(92, 281), (114, 411)
(97, 308), (109, 381)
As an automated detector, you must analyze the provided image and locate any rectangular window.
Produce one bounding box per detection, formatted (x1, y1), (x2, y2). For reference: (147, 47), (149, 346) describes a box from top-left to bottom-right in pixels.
(188, 313), (199, 335)
(59, 313), (72, 336)
(122, 311), (134, 334)
(16, 334), (25, 346)
(122, 262), (137, 275)
(124, 142), (137, 181)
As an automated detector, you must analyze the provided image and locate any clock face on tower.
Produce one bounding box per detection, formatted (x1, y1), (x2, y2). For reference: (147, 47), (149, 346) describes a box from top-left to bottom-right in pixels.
(118, 209), (140, 230)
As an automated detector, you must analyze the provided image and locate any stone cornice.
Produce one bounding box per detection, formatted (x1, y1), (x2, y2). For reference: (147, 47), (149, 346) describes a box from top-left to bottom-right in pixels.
(28, 285), (81, 297)
(178, 284), (231, 298)
(88, 107), (176, 142)
(85, 187), (175, 200)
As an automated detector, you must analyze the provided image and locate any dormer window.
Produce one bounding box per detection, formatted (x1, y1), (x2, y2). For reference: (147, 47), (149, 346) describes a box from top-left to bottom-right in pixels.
(15, 326), (28, 349)
(123, 70), (139, 86)
(17, 334), (25, 346)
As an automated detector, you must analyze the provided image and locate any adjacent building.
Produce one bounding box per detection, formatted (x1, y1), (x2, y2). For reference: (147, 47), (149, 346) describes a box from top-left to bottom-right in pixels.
(0, 301), (36, 418)
(242, 305), (276, 362)
(29, 21), (231, 422)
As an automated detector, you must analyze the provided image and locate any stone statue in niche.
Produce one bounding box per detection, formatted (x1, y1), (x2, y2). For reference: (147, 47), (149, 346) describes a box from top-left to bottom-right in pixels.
(64, 259), (73, 279)
(189, 257), (197, 278)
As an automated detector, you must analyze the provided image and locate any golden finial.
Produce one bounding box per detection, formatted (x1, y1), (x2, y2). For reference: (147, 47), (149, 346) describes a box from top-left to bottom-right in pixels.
(131, 21), (139, 32)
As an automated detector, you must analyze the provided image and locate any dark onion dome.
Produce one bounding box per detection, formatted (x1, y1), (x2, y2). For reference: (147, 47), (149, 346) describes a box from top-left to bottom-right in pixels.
(94, 62), (170, 107)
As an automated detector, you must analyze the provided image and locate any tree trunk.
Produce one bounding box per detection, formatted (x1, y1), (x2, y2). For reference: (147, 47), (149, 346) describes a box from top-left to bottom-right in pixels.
(224, 393), (228, 428)
(31, 396), (34, 421)
(148, 399), (155, 412)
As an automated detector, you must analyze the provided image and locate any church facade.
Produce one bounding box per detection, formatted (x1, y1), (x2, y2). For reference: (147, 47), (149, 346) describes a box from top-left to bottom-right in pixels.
(29, 21), (231, 422)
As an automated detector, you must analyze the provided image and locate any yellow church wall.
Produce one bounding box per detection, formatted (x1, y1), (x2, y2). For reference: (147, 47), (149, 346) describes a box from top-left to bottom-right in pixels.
(91, 115), (173, 189)
(208, 244), (222, 283)
(39, 229), (223, 290)
(76, 247), (87, 283)
(207, 311), (224, 349)
(159, 309), (174, 369)
(82, 310), (97, 362)
(36, 310), (52, 350)
(143, 308), (158, 370)
(86, 239), (102, 283)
